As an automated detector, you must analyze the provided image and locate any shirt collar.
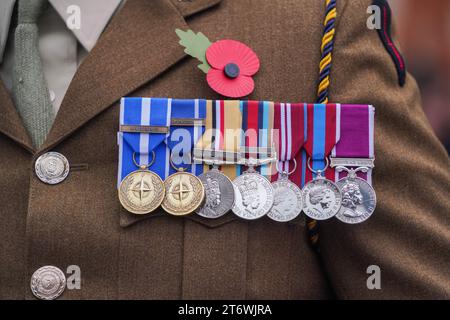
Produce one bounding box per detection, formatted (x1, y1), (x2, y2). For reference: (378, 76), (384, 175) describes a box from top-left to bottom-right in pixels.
(0, 0), (122, 63)
(0, 0), (16, 63)
(49, 0), (122, 52)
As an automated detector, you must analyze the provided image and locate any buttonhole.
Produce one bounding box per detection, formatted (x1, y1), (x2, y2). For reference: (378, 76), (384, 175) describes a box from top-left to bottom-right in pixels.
(70, 163), (89, 171)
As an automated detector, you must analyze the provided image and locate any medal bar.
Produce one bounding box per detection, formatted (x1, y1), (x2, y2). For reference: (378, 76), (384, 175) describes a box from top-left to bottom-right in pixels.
(120, 118), (205, 133)
(330, 157), (375, 169)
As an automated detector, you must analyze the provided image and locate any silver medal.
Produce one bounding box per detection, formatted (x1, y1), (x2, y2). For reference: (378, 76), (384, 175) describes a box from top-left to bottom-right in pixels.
(303, 157), (342, 220)
(267, 160), (303, 223)
(232, 168), (274, 220)
(196, 167), (235, 219)
(335, 166), (377, 224)
(268, 178), (303, 222)
(302, 177), (342, 220)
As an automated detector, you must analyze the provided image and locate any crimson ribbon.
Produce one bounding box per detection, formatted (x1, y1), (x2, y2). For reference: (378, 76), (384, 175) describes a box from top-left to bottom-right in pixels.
(272, 103), (308, 187)
(303, 103), (340, 182)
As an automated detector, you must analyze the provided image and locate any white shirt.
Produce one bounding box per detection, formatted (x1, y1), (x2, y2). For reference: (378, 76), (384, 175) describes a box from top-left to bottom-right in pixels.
(0, 0), (122, 115)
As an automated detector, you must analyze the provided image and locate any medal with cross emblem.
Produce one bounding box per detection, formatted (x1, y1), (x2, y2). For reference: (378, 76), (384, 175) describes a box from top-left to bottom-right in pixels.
(161, 154), (205, 216)
(119, 151), (165, 215)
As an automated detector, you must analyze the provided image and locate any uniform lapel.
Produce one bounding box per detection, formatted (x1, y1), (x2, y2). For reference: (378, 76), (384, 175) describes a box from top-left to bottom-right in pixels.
(0, 80), (34, 152)
(40, 0), (222, 152)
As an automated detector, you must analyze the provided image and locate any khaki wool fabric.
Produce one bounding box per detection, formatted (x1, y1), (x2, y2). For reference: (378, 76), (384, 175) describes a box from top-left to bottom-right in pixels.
(0, 0), (449, 299)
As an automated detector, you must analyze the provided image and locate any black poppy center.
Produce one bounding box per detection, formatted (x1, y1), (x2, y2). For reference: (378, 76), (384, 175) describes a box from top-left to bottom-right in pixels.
(224, 63), (240, 79)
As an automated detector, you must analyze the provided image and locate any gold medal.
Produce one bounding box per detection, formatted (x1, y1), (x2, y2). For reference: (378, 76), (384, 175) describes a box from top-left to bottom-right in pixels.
(161, 156), (205, 216)
(119, 151), (165, 215)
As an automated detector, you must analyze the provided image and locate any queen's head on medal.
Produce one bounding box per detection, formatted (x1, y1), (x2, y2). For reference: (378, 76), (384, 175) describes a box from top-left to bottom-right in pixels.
(238, 176), (260, 209)
(309, 186), (334, 210)
(205, 177), (221, 208)
(341, 182), (363, 211)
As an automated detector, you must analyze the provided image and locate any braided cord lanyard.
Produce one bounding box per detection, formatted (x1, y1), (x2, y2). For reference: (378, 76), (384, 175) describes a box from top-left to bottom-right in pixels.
(306, 0), (337, 251)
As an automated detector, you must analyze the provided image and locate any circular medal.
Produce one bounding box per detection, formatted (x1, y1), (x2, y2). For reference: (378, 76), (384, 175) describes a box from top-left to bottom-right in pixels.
(335, 177), (377, 224)
(118, 170), (165, 215)
(196, 168), (235, 219)
(162, 172), (205, 216)
(302, 177), (342, 220)
(267, 179), (303, 222)
(232, 172), (274, 220)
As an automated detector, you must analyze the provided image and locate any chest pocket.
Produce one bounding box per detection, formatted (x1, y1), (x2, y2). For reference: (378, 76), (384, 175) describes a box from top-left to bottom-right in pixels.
(119, 206), (238, 228)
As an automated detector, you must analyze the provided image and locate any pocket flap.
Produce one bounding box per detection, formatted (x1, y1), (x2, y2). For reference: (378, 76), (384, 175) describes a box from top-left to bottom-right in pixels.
(119, 207), (237, 228)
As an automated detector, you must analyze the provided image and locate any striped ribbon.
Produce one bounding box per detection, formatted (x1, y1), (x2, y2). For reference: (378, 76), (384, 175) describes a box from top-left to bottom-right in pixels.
(331, 105), (375, 184)
(307, 0), (338, 249)
(237, 100), (274, 179)
(271, 103), (308, 188)
(118, 98), (172, 187)
(118, 98), (206, 188)
(212, 100), (225, 155)
(304, 103), (341, 182)
(166, 99), (207, 176)
(197, 100), (243, 179)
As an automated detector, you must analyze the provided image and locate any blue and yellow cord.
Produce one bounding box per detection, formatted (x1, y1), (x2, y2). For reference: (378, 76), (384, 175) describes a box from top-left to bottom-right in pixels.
(317, 0), (337, 105)
(307, 0), (337, 250)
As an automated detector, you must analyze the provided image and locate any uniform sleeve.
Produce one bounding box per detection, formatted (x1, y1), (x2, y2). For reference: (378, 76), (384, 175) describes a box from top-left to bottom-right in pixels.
(319, 0), (450, 299)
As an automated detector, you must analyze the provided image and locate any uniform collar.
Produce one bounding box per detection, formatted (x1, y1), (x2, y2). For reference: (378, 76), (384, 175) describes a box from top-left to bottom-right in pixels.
(0, 0), (224, 153)
(0, 0), (122, 63)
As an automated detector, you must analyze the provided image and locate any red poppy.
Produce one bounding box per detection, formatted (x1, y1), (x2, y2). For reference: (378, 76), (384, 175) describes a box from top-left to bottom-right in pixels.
(206, 40), (260, 98)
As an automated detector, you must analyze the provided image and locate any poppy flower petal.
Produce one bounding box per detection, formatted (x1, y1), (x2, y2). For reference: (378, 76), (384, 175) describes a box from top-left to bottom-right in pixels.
(206, 40), (260, 76)
(206, 40), (235, 69)
(207, 69), (255, 98)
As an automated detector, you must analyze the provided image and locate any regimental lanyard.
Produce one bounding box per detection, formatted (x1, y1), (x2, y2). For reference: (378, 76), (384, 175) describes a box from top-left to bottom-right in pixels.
(331, 105), (375, 184)
(303, 103), (341, 182)
(272, 103), (308, 186)
(166, 99), (206, 173)
(117, 97), (171, 187)
(239, 100), (274, 179)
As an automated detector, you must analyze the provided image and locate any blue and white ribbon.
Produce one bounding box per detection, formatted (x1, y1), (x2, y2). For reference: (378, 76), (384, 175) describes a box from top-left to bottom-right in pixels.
(117, 98), (171, 187)
(166, 99), (206, 176)
(118, 98), (206, 187)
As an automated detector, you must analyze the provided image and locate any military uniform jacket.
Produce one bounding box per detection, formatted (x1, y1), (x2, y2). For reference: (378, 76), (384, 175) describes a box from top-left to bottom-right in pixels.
(0, 0), (449, 299)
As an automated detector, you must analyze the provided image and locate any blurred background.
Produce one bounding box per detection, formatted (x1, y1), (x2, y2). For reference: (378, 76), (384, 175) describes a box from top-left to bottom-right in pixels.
(390, 0), (450, 153)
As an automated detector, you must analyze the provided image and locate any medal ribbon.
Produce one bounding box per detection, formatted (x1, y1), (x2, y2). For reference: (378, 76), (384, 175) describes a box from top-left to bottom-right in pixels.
(303, 103), (341, 182)
(212, 100), (225, 154)
(331, 104), (375, 184)
(272, 103), (308, 186)
(117, 97), (171, 187)
(197, 100), (243, 179)
(239, 100), (274, 179)
(166, 99), (206, 176)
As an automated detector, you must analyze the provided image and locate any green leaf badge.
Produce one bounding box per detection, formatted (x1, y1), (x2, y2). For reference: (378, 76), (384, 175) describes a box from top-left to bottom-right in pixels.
(175, 29), (212, 74)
